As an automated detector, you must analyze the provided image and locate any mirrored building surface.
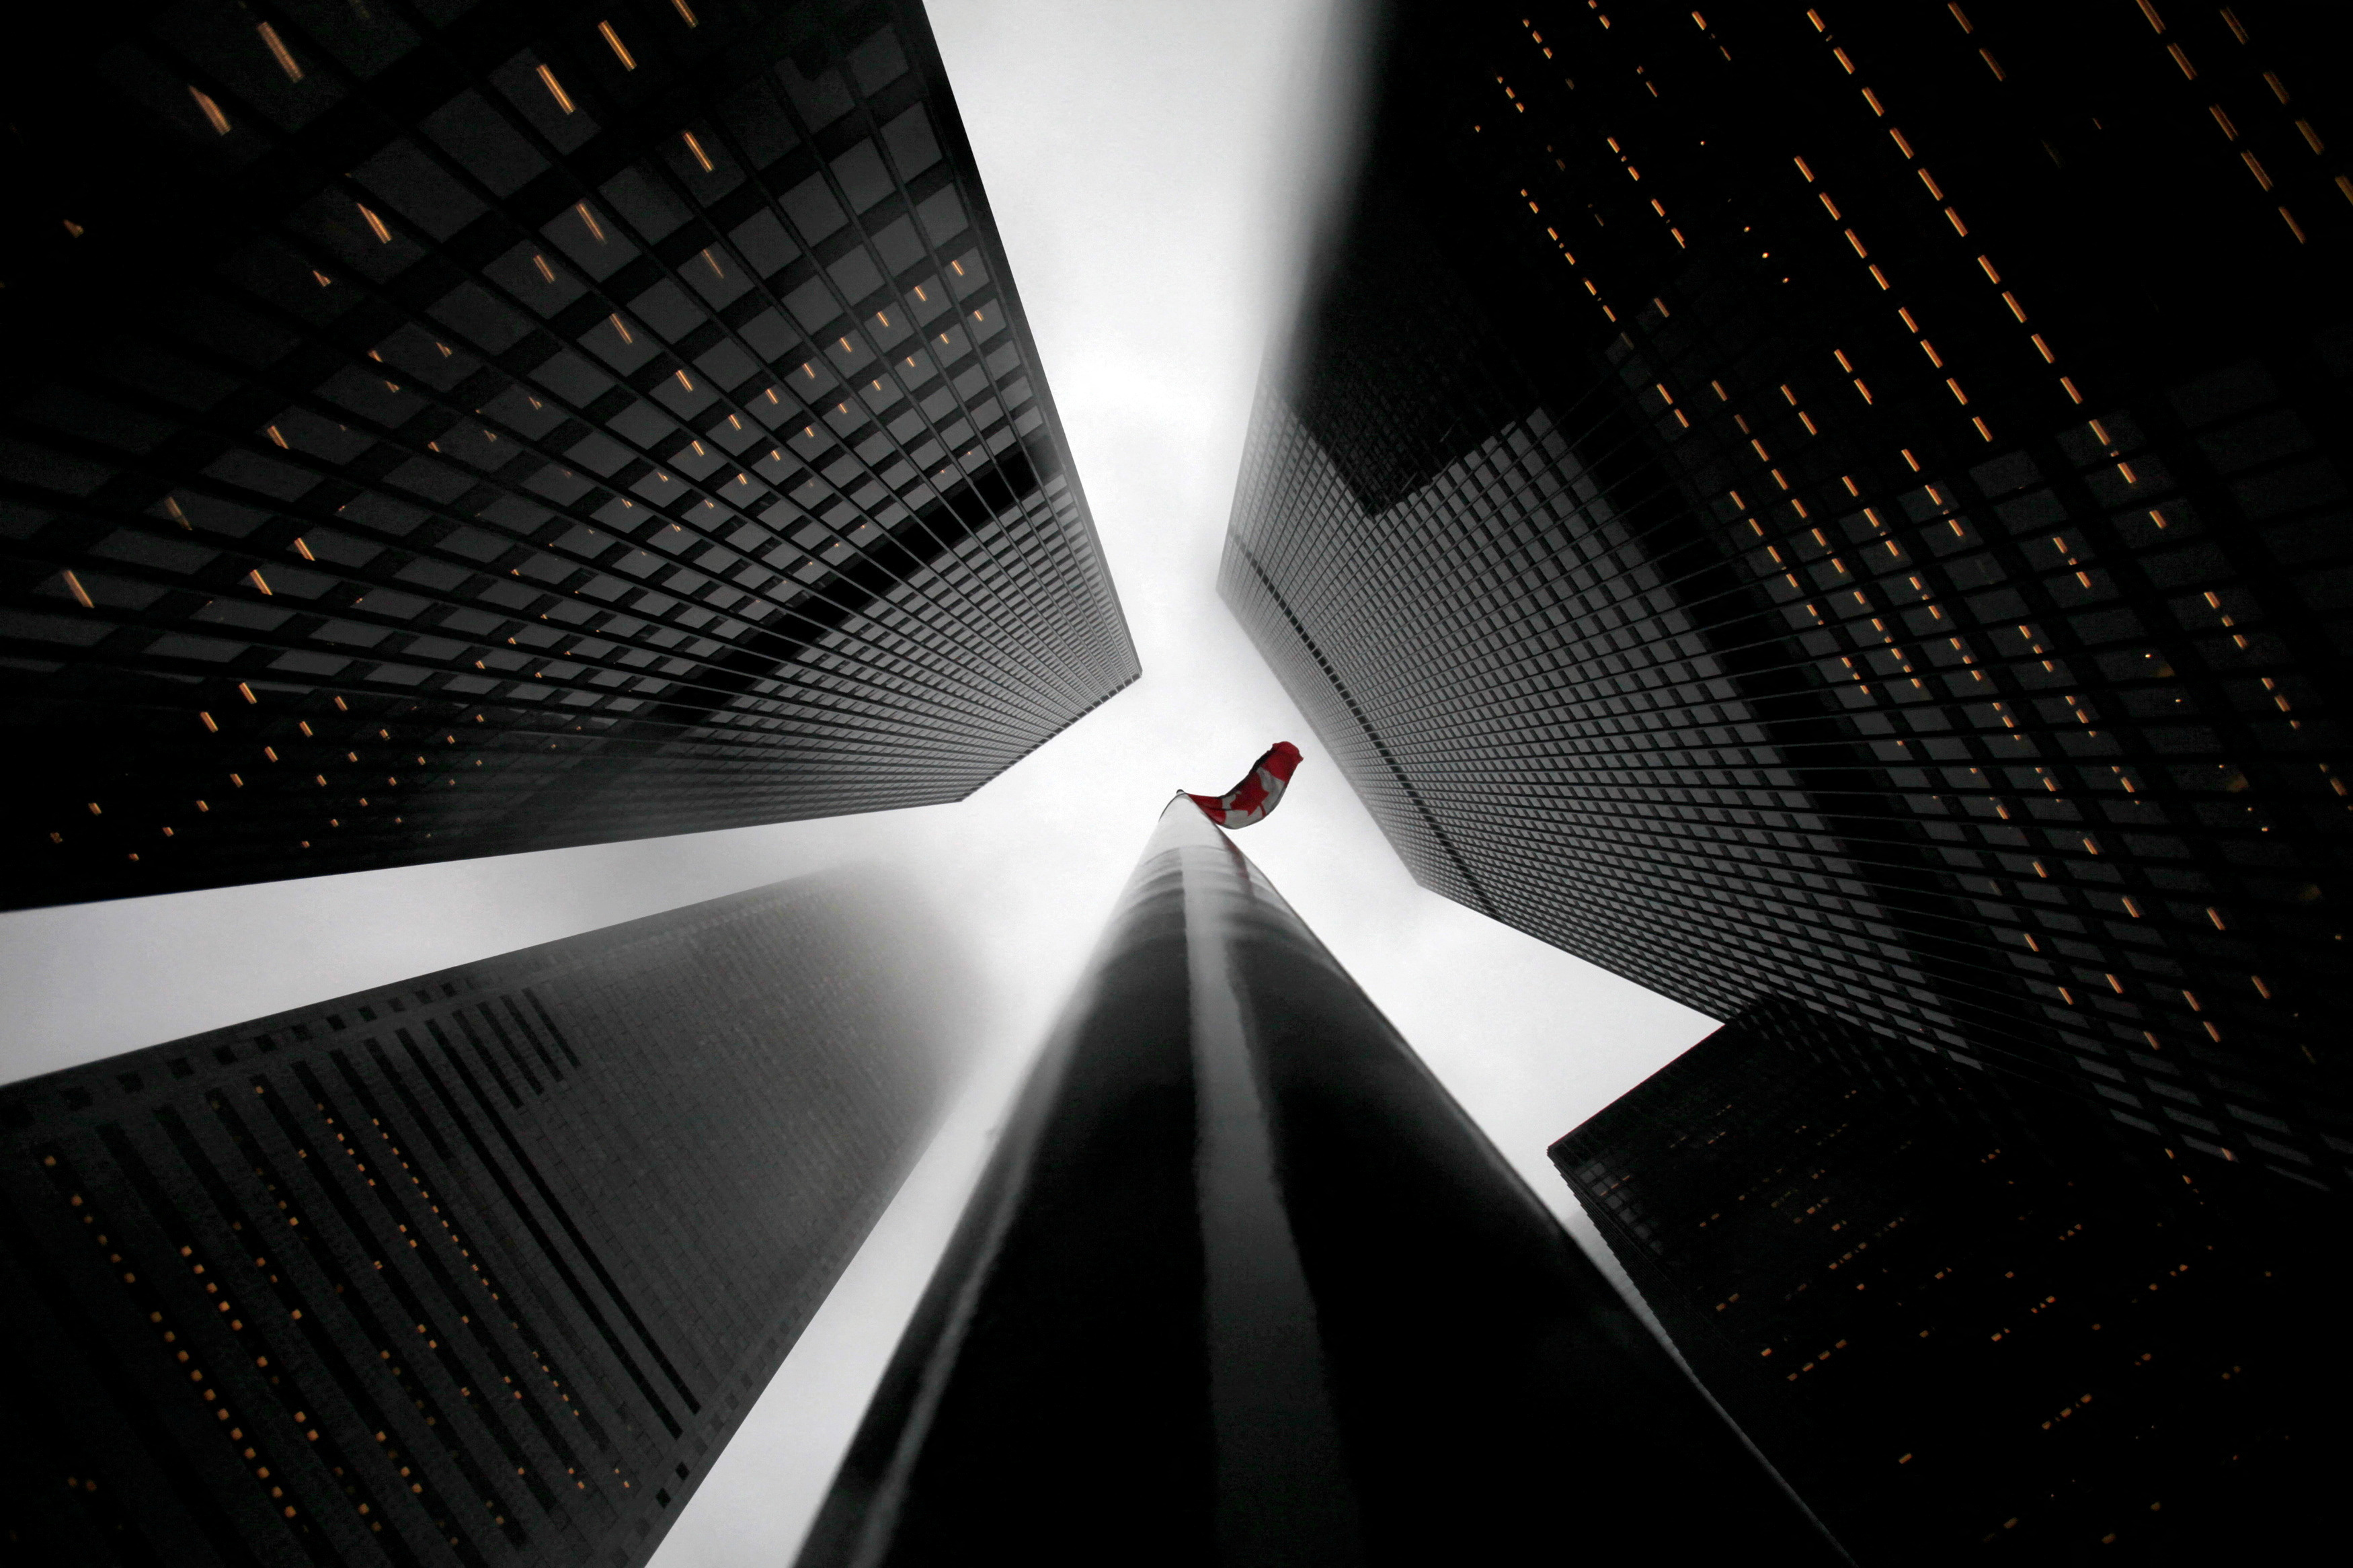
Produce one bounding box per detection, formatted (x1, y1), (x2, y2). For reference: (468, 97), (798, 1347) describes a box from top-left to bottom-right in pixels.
(1226, 2), (2348, 1186)
(0, 870), (965, 1568)
(1552, 997), (2342, 1561)
(5, 0), (1135, 909)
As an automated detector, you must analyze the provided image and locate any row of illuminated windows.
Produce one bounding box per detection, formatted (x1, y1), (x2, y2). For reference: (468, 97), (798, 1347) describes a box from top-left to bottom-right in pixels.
(36, 497), (1098, 741)
(48, 237), (1078, 752)
(1590, 356), (2315, 925)
(36, 983), (791, 1488)
(34, 1134), (520, 1558)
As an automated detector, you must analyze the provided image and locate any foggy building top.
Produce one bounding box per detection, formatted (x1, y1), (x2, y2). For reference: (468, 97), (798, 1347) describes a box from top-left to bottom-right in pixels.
(1225, 2), (2349, 1184)
(3, 0), (1137, 910)
(0, 869), (966, 1568)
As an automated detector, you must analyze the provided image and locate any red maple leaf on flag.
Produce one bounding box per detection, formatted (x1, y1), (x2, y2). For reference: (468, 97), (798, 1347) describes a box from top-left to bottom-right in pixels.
(1187, 742), (1304, 828)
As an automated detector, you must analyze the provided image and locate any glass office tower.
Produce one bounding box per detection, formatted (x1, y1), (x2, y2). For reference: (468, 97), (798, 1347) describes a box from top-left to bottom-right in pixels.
(5, 0), (1135, 909)
(1225, 3), (2347, 1185)
(1552, 996), (2341, 1561)
(0, 871), (964, 1568)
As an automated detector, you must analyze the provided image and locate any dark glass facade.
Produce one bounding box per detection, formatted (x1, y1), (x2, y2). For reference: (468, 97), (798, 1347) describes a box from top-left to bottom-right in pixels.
(1224, 4), (2349, 1184)
(5, 0), (1135, 910)
(1551, 996), (2342, 1561)
(0, 871), (961, 1568)
(799, 800), (1832, 1566)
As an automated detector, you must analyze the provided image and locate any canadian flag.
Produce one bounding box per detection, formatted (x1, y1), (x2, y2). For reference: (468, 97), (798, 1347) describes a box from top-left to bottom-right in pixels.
(1187, 742), (1304, 828)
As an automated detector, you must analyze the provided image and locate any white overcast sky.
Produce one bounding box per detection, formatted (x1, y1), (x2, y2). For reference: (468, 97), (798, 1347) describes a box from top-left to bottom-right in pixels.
(0, 3), (1718, 1561)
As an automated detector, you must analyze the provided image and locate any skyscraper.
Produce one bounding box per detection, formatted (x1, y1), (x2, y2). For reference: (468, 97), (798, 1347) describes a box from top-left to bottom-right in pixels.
(5, 0), (1135, 910)
(1551, 996), (2341, 1561)
(0, 870), (963, 1568)
(797, 798), (1834, 1567)
(1225, 3), (2347, 1183)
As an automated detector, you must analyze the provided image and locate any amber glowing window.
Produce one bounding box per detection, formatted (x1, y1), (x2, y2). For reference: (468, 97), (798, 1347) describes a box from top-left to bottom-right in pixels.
(539, 65), (577, 114)
(189, 85), (231, 136)
(257, 23), (303, 82)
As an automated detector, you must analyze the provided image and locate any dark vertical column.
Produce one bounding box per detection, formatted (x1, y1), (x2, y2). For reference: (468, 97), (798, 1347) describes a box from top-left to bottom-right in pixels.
(1181, 820), (1364, 1567)
(799, 799), (1840, 1566)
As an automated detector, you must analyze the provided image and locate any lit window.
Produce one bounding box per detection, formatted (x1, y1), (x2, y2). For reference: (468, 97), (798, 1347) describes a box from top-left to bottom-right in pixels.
(190, 86), (231, 136)
(257, 23), (303, 82)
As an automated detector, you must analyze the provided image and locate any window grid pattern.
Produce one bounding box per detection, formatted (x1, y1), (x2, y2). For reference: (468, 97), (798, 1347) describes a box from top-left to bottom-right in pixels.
(1552, 996), (2334, 1560)
(0, 872), (955, 1568)
(5, 0), (1137, 909)
(1224, 2), (2345, 1188)
(1230, 395), (1943, 1034)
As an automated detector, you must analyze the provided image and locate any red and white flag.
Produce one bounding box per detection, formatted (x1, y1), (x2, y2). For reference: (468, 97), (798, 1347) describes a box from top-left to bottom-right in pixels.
(1187, 742), (1304, 828)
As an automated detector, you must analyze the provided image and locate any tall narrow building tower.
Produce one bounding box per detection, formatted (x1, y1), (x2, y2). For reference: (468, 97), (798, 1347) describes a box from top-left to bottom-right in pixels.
(5, 0), (1135, 909)
(797, 798), (1834, 1566)
(0, 871), (965, 1568)
(1226, 3), (2348, 1184)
